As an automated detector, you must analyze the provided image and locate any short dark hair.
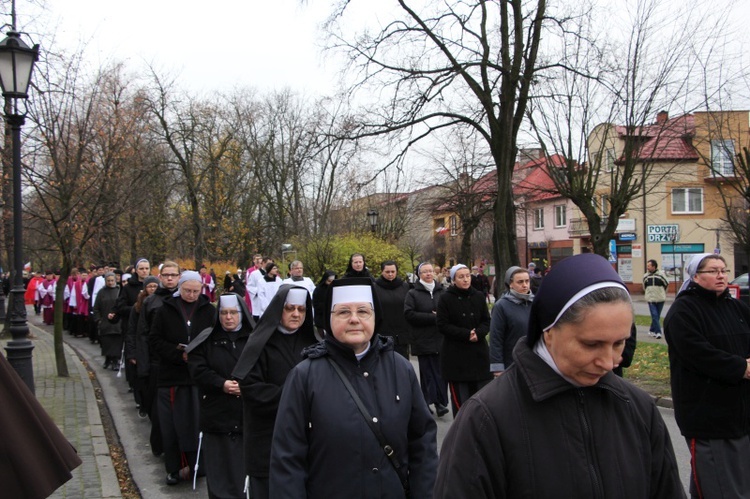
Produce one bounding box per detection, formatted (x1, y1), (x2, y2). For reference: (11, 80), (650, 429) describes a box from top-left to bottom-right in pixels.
(647, 259), (658, 268)
(381, 260), (398, 271)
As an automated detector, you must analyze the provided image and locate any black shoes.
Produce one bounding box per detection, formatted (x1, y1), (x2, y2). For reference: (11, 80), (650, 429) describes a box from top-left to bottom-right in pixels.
(103, 360), (111, 369)
(166, 472), (179, 485)
(435, 404), (450, 417)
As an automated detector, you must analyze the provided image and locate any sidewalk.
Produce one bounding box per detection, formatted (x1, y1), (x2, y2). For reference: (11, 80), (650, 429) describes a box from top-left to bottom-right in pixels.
(0, 315), (121, 499)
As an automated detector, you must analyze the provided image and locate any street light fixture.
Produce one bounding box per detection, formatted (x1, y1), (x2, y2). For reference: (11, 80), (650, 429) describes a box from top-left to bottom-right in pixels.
(367, 209), (379, 233)
(0, 28), (39, 393)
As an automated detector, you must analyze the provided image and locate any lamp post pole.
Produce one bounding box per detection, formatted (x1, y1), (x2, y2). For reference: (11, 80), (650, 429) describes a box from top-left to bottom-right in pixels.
(4, 112), (32, 392)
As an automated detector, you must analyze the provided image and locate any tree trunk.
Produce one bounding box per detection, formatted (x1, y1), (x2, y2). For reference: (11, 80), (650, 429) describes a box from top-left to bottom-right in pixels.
(53, 259), (71, 377)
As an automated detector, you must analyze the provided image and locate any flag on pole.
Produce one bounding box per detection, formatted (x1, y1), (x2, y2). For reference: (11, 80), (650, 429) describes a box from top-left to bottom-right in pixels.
(23, 262), (31, 272)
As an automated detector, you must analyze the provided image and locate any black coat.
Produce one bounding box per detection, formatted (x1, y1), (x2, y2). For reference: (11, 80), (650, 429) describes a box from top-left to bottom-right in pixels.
(149, 294), (215, 387)
(93, 286), (120, 337)
(188, 303), (252, 434)
(269, 335), (438, 498)
(664, 283), (750, 439)
(115, 274), (143, 329)
(404, 281), (445, 356)
(434, 340), (685, 498)
(137, 286), (174, 373)
(373, 277), (412, 346)
(436, 285), (492, 382)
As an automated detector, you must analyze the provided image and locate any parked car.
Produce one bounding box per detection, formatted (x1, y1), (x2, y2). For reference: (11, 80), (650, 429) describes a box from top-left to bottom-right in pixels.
(730, 273), (749, 302)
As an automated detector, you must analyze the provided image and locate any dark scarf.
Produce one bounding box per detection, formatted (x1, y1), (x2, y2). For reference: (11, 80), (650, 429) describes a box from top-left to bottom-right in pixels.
(375, 276), (404, 290)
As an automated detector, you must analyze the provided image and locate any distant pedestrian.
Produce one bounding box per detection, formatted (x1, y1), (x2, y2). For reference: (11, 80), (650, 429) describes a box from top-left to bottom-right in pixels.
(489, 266), (533, 376)
(643, 259), (669, 339)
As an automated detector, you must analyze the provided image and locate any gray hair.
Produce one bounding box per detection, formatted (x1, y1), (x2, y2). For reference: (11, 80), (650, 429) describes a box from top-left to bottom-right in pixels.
(556, 287), (632, 328)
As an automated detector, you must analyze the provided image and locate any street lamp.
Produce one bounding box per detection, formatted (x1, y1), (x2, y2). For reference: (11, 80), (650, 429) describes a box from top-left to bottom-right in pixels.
(0, 28), (39, 393)
(367, 209), (379, 233)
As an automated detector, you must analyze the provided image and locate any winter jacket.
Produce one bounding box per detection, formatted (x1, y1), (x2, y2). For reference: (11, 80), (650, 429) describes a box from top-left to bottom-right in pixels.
(373, 277), (412, 347)
(115, 274), (143, 329)
(643, 270), (669, 303)
(404, 281), (445, 356)
(664, 282), (750, 439)
(188, 322), (251, 434)
(489, 293), (532, 372)
(137, 286), (174, 374)
(436, 285), (492, 382)
(269, 335), (438, 498)
(434, 340), (685, 498)
(149, 294), (215, 387)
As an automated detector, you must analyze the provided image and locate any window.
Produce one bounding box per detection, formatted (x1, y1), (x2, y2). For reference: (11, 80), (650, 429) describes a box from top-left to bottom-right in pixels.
(604, 149), (615, 172)
(711, 140), (735, 176)
(554, 205), (566, 227)
(534, 208), (544, 229)
(671, 188), (703, 214)
(449, 215), (458, 236)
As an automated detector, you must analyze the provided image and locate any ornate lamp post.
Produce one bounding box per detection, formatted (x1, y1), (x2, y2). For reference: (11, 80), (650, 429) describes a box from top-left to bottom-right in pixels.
(0, 28), (39, 393)
(367, 209), (379, 233)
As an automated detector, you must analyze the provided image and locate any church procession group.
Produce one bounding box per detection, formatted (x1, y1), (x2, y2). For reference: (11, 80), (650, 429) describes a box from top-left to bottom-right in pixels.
(23, 248), (750, 498)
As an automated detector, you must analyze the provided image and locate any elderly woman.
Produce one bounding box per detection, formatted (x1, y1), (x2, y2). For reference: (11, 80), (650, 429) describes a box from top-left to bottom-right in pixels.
(269, 277), (438, 498)
(149, 271), (216, 486)
(489, 266), (533, 375)
(436, 264), (492, 416)
(665, 253), (750, 498)
(187, 294), (253, 499)
(434, 254), (684, 498)
(233, 285), (317, 499)
(93, 272), (121, 370)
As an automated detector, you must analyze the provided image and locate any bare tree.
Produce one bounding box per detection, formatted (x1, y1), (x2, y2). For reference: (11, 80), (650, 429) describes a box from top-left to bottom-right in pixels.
(323, 0), (549, 271)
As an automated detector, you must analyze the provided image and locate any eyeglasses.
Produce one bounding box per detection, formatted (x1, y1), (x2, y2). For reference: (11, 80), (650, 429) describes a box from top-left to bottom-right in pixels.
(283, 304), (306, 313)
(220, 310), (239, 317)
(161, 273), (180, 278)
(332, 307), (374, 320)
(696, 269), (731, 276)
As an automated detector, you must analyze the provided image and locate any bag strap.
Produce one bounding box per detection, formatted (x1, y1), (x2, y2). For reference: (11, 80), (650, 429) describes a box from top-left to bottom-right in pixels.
(326, 357), (410, 494)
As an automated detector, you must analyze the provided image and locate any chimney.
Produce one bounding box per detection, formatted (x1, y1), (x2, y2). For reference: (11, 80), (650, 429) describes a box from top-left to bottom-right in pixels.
(656, 111), (668, 125)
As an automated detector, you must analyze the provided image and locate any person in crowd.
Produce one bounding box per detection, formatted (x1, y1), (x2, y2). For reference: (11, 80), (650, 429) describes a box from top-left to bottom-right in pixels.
(282, 260), (315, 296)
(436, 264), (492, 416)
(233, 286), (316, 499)
(613, 323), (638, 378)
(94, 272), (122, 370)
(245, 254), (263, 311)
(343, 253), (373, 279)
(269, 277), (437, 497)
(116, 258), (150, 401)
(373, 260), (412, 359)
(643, 259), (669, 339)
(257, 261), (282, 317)
(38, 270), (57, 325)
(530, 266), (544, 294)
(224, 269), (246, 297)
(312, 270), (336, 338)
(187, 294), (254, 499)
(248, 257), (273, 321)
(138, 260), (182, 457)
(434, 253), (684, 498)
(489, 266), (533, 376)
(199, 265), (216, 303)
(442, 266), (452, 286)
(149, 271), (216, 486)
(63, 268), (80, 335)
(405, 262), (449, 417)
(86, 265), (106, 343)
(74, 269), (91, 338)
(125, 275), (160, 417)
(25, 271), (43, 314)
(665, 253), (750, 498)
(433, 265), (445, 286)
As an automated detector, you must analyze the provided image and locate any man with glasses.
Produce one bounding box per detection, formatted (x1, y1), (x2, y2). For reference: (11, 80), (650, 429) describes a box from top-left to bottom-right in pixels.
(665, 254), (750, 498)
(643, 259), (669, 339)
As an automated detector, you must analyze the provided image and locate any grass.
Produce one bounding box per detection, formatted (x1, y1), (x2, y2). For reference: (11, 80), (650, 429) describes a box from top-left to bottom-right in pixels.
(625, 318), (672, 398)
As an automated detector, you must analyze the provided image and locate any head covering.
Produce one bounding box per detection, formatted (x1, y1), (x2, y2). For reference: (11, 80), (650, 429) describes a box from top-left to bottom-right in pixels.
(450, 264), (468, 280)
(144, 276), (159, 287)
(679, 253), (715, 292)
(527, 254), (628, 347)
(232, 285), (315, 380)
(186, 293), (254, 353)
(218, 294), (242, 330)
(134, 257), (149, 268)
(286, 288), (308, 306)
(504, 266), (525, 286)
(174, 270), (202, 297)
(344, 254), (373, 279)
(316, 269), (337, 287)
(121, 273), (131, 282)
(323, 277), (383, 338)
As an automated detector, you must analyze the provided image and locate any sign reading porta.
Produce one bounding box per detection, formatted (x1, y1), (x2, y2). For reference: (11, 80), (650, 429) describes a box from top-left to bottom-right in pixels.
(647, 224), (679, 243)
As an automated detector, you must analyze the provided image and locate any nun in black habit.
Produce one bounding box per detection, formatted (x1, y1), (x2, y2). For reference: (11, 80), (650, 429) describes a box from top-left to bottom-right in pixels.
(233, 285), (317, 499)
(187, 294), (254, 499)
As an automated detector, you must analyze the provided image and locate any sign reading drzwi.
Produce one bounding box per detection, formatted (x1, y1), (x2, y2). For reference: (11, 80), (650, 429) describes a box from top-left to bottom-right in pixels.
(647, 224), (679, 242)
